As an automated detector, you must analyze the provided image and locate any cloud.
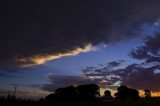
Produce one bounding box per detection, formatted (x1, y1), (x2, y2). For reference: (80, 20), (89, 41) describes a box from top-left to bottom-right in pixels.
(82, 61), (160, 91)
(120, 33), (160, 90)
(82, 61), (123, 88)
(118, 64), (160, 90)
(1, 0), (160, 67)
(42, 74), (98, 92)
(81, 31), (160, 91)
(130, 33), (160, 63)
(154, 18), (160, 27)
(12, 44), (95, 67)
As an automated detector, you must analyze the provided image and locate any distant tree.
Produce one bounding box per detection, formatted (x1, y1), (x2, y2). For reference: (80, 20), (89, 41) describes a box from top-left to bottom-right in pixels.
(129, 88), (140, 100)
(76, 84), (100, 97)
(103, 90), (113, 100)
(45, 86), (78, 101)
(76, 84), (100, 101)
(45, 84), (100, 102)
(115, 85), (140, 100)
(5, 94), (16, 101)
(144, 89), (151, 99)
(45, 93), (58, 101)
(55, 86), (78, 101)
(116, 85), (129, 100)
(38, 98), (44, 102)
(55, 86), (77, 97)
(0, 96), (5, 102)
(114, 92), (118, 98)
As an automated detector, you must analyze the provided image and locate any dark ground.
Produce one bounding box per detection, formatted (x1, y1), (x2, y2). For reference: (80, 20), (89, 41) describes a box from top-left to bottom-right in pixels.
(1, 98), (160, 106)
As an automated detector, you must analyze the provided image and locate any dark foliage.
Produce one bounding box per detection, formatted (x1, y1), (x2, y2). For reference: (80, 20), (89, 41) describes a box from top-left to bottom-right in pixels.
(103, 90), (113, 100)
(144, 89), (151, 99)
(76, 84), (100, 101)
(115, 85), (140, 100)
(45, 84), (100, 102)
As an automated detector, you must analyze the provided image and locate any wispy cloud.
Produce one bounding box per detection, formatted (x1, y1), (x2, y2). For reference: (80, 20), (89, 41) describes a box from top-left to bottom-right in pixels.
(14, 44), (95, 67)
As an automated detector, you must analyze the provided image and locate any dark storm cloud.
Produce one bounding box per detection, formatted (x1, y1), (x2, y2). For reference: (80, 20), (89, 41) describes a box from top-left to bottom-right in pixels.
(116, 33), (160, 90)
(130, 33), (160, 63)
(1, 0), (160, 67)
(119, 65), (160, 90)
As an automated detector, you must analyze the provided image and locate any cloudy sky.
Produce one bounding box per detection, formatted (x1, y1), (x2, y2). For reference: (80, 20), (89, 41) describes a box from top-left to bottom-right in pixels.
(1, 0), (160, 99)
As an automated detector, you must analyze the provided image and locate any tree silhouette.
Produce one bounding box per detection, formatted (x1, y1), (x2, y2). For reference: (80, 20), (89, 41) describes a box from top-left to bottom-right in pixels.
(55, 86), (77, 98)
(116, 85), (129, 100)
(103, 90), (113, 100)
(76, 84), (100, 101)
(45, 93), (58, 101)
(129, 88), (140, 100)
(45, 84), (100, 102)
(115, 85), (140, 100)
(144, 89), (151, 99)
(46, 86), (78, 101)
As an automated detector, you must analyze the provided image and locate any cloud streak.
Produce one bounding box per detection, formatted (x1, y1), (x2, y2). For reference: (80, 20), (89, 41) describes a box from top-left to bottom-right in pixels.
(13, 44), (95, 67)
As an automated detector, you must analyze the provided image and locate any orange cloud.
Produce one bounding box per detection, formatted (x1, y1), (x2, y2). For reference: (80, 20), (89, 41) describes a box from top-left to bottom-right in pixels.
(14, 44), (95, 67)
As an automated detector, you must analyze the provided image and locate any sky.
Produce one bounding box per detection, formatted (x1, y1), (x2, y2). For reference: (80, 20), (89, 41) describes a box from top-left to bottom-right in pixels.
(1, 0), (160, 99)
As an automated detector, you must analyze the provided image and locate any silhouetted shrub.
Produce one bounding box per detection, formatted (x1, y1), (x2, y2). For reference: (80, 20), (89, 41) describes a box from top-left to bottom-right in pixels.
(45, 84), (100, 102)
(76, 84), (100, 101)
(103, 90), (113, 100)
(144, 89), (151, 99)
(115, 85), (140, 100)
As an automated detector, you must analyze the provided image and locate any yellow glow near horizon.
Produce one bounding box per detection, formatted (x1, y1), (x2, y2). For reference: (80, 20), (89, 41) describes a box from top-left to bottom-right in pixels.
(101, 89), (160, 97)
(138, 90), (160, 97)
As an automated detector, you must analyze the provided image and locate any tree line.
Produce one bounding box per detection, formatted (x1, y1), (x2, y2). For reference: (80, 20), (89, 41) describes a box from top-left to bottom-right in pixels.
(45, 84), (152, 102)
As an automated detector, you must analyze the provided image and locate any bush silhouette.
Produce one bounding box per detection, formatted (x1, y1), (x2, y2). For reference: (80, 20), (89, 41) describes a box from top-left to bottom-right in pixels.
(45, 86), (78, 101)
(144, 89), (151, 99)
(45, 84), (100, 101)
(103, 90), (113, 100)
(115, 85), (140, 100)
(76, 84), (100, 101)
